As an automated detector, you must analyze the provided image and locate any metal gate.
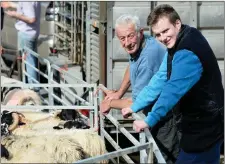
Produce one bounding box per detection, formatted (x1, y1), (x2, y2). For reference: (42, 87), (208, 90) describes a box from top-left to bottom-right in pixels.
(53, 2), (87, 64)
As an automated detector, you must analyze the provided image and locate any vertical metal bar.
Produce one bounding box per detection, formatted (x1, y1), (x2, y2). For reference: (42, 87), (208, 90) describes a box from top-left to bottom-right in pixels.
(93, 84), (98, 130)
(147, 143), (154, 163)
(98, 85), (105, 140)
(48, 66), (54, 106)
(89, 88), (94, 128)
(106, 2), (114, 116)
(74, 2), (77, 63)
(81, 2), (84, 65)
(140, 132), (147, 163)
(101, 128), (134, 163)
(116, 124), (119, 163)
(99, 2), (107, 86)
(86, 1), (91, 83)
(106, 2), (114, 89)
(22, 51), (26, 84)
(71, 2), (74, 62)
(190, 2), (198, 28)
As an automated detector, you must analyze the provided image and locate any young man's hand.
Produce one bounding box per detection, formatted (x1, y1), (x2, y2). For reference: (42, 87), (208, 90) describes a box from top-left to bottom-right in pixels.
(100, 99), (111, 115)
(133, 120), (149, 132)
(121, 107), (133, 118)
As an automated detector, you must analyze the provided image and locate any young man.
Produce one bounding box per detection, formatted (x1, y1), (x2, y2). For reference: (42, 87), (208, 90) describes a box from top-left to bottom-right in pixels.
(2, 1), (41, 91)
(122, 4), (224, 164)
(99, 14), (180, 163)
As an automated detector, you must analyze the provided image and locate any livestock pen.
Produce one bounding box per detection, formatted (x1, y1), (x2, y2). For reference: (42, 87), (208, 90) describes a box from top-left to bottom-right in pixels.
(1, 46), (166, 163)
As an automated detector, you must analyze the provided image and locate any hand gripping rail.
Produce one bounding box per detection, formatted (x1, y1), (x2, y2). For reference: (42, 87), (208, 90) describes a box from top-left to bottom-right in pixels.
(74, 84), (166, 163)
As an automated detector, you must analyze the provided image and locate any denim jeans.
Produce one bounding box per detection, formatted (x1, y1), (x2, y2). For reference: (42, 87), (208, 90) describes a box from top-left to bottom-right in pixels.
(18, 31), (39, 91)
(176, 139), (223, 164)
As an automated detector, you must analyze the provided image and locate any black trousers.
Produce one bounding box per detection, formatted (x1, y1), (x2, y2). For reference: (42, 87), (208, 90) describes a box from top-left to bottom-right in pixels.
(147, 111), (181, 164)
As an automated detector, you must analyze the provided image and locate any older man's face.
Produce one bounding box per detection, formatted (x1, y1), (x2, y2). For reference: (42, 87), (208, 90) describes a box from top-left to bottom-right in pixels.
(116, 23), (142, 55)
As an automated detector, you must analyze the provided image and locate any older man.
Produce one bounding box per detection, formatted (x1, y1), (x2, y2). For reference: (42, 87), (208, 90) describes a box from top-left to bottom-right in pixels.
(99, 14), (180, 163)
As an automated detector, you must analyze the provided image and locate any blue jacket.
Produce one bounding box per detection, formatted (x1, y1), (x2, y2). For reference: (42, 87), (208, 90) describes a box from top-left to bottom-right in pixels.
(131, 49), (203, 127)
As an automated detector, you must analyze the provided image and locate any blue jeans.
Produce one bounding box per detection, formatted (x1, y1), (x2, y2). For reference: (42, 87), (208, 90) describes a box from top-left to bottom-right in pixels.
(18, 32), (39, 91)
(176, 139), (223, 164)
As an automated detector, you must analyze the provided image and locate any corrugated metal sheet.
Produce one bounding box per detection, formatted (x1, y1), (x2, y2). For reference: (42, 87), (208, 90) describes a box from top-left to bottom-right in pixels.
(86, 2), (100, 83)
(106, 1), (224, 119)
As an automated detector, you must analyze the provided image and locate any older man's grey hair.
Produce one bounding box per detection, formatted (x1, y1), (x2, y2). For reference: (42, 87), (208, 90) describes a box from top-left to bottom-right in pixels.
(115, 14), (141, 31)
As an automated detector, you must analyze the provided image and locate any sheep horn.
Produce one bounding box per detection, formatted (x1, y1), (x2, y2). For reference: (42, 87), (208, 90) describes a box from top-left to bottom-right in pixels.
(8, 113), (20, 131)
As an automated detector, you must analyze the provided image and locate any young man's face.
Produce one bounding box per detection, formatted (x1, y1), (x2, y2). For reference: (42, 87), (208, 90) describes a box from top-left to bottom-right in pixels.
(152, 17), (181, 48)
(116, 23), (143, 55)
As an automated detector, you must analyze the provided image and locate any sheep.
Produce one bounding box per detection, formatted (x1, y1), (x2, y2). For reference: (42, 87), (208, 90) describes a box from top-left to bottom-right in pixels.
(1, 78), (107, 163)
(1, 113), (107, 163)
(1, 130), (107, 163)
(1, 109), (107, 163)
(1, 134), (88, 163)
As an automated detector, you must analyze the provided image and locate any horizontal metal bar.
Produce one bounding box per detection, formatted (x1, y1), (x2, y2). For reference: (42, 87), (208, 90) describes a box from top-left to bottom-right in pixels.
(51, 64), (88, 84)
(50, 80), (91, 106)
(1, 105), (96, 110)
(23, 72), (50, 94)
(51, 92), (70, 106)
(101, 128), (135, 164)
(74, 143), (150, 163)
(1, 83), (96, 88)
(23, 71), (39, 84)
(105, 114), (140, 146)
(23, 47), (51, 65)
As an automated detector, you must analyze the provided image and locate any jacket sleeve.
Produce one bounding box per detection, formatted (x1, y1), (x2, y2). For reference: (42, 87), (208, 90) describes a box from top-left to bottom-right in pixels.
(144, 49), (203, 127)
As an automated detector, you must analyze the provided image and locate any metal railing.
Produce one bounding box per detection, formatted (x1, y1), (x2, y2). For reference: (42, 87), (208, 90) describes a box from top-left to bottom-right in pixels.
(1, 47), (166, 163)
(1, 46), (98, 130)
(74, 84), (166, 163)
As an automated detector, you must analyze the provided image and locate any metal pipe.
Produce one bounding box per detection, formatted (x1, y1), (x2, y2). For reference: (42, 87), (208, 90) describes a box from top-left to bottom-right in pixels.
(74, 143), (150, 163)
(1, 105), (96, 110)
(101, 128), (135, 163)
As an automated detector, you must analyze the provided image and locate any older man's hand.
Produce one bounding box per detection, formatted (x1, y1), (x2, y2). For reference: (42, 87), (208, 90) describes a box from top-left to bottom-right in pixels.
(133, 120), (149, 133)
(100, 99), (111, 115)
(121, 107), (133, 118)
(5, 10), (17, 18)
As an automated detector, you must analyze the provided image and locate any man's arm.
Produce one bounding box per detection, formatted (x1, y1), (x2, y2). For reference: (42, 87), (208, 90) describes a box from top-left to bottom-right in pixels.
(5, 2), (37, 24)
(6, 11), (36, 24)
(105, 65), (131, 100)
(100, 98), (132, 115)
(144, 50), (203, 127)
(110, 98), (132, 109)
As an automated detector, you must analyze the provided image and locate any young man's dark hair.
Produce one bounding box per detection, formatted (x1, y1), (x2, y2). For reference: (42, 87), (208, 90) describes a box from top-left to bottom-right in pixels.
(147, 4), (181, 26)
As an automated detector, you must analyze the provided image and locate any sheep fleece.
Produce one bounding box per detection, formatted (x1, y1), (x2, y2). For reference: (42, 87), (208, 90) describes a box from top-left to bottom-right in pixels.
(1, 130), (107, 163)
